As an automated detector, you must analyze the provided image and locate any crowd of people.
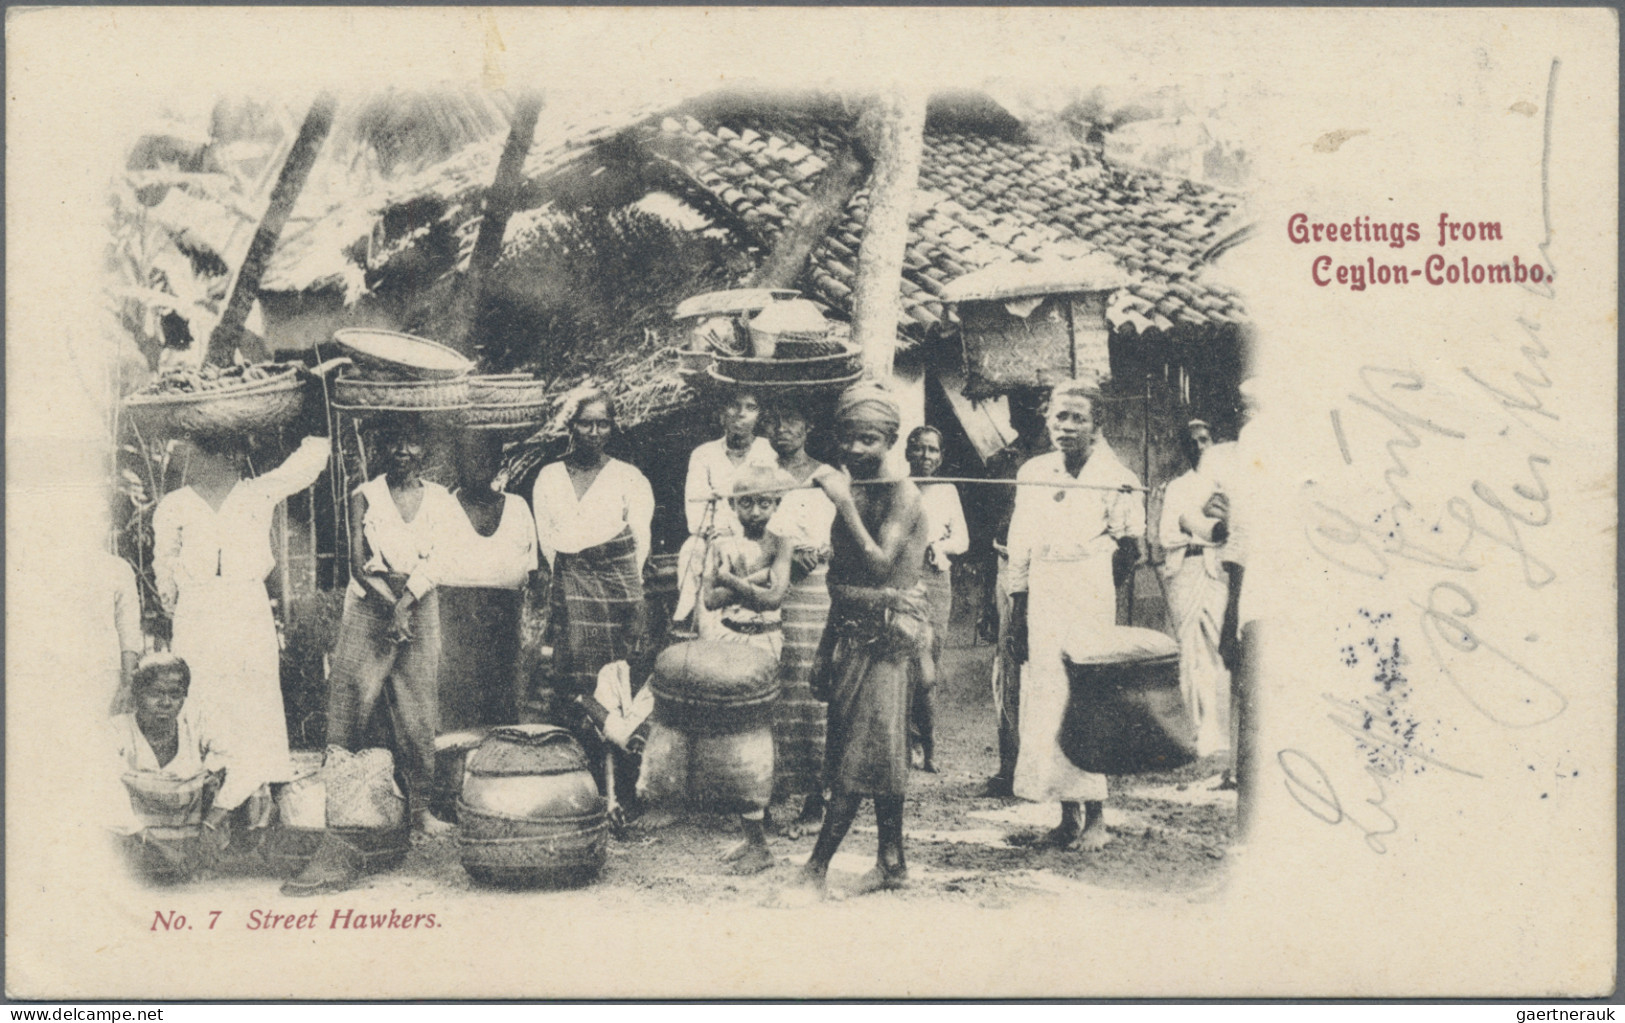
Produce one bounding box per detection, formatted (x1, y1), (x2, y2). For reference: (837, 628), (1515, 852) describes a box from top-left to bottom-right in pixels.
(104, 375), (1256, 892)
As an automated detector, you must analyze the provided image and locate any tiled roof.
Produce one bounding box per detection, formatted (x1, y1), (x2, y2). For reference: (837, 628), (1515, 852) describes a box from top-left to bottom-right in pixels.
(639, 112), (1249, 339)
(263, 98), (1249, 340)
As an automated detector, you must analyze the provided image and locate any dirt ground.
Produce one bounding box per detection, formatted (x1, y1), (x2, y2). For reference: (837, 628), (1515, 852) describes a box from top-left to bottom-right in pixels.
(195, 638), (1238, 909)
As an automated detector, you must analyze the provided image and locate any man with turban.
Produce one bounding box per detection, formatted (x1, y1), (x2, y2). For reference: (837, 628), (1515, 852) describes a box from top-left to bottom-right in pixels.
(797, 382), (932, 895)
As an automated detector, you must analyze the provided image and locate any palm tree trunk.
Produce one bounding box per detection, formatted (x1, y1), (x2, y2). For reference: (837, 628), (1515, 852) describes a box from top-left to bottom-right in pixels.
(748, 143), (868, 290)
(207, 92), (338, 366)
(458, 91), (545, 358)
(849, 89), (926, 380)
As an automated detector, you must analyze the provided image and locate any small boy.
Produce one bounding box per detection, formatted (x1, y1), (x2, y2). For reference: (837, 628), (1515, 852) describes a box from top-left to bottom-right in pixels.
(699, 465), (795, 659)
(698, 464), (794, 872)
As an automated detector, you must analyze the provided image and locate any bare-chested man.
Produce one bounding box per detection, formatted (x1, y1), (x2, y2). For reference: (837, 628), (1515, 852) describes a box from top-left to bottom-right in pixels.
(798, 382), (931, 895)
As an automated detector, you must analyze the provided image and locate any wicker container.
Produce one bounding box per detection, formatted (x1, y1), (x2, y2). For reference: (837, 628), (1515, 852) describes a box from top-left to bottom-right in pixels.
(332, 329), (474, 381)
(456, 805), (607, 887)
(456, 725), (606, 887)
(262, 825), (411, 879)
(651, 640), (780, 735)
(331, 373), (471, 413)
(122, 370), (307, 438)
(461, 378), (551, 429)
(1058, 628), (1192, 774)
(712, 347), (862, 384)
(746, 298), (830, 359)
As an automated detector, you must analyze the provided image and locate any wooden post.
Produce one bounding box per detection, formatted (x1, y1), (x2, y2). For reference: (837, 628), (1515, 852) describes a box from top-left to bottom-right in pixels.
(849, 89), (927, 380)
(207, 92), (338, 367)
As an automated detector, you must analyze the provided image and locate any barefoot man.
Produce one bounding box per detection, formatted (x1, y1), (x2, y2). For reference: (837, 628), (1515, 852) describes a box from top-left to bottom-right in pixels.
(1006, 379), (1145, 852)
(799, 382), (931, 895)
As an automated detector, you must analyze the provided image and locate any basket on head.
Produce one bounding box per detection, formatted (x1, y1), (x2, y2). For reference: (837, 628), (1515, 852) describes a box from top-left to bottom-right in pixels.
(331, 372), (472, 415)
(121, 365), (307, 439)
(461, 374), (550, 430)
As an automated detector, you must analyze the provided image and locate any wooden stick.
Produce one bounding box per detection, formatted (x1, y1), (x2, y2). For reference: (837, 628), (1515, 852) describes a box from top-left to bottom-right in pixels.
(685, 475), (1147, 503)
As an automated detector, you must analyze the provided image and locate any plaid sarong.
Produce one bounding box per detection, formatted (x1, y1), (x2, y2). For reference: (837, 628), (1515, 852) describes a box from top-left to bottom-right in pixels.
(548, 527), (645, 698)
(325, 590), (442, 813)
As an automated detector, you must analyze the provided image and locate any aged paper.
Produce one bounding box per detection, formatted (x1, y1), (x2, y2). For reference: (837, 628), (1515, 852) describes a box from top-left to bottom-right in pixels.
(6, 6), (1616, 999)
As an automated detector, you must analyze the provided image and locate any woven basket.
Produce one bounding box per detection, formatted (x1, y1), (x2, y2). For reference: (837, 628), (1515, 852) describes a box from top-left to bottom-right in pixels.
(467, 374), (548, 405)
(705, 365), (862, 398)
(332, 373), (471, 412)
(456, 803), (607, 887)
(123, 371), (306, 438)
(773, 337), (849, 359)
(713, 346), (862, 384)
(462, 403), (551, 429)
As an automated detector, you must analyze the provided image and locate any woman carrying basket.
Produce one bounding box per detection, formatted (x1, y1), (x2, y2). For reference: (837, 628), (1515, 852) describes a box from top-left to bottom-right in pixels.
(152, 429), (330, 829)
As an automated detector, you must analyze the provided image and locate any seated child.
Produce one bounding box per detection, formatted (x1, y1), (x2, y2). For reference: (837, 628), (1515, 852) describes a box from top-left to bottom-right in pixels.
(110, 653), (256, 876)
(698, 465), (795, 660)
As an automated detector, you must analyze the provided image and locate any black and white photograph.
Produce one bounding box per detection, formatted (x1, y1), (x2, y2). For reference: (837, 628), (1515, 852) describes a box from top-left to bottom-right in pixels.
(5, 6), (1616, 1000)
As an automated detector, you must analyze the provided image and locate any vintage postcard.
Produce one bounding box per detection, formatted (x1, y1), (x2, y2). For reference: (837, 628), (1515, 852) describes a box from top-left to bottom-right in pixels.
(5, 6), (1616, 1000)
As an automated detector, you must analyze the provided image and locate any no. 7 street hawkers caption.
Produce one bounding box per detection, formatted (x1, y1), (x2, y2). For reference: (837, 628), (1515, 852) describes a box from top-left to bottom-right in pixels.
(150, 908), (440, 931)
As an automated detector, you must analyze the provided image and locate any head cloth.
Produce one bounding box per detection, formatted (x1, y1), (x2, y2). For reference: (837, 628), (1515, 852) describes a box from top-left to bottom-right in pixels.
(834, 380), (902, 431)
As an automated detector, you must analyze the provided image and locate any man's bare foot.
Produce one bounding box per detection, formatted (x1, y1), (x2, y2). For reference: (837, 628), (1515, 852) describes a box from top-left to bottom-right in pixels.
(794, 861), (829, 892)
(1215, 771), (1238, 791)
(851, 865), (909, 895)
(920, 758), (938, 774)
(721, 841), (775, 874)
(1076, 818), (1113, 852)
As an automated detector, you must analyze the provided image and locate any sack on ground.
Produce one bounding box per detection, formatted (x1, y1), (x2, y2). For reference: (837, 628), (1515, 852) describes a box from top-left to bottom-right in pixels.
(323, 746), (406, 829)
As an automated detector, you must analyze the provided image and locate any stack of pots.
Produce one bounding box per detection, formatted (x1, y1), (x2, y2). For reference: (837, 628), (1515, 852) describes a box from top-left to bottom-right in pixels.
(457, 725), (608, 887)
(642, 640), (780, 812)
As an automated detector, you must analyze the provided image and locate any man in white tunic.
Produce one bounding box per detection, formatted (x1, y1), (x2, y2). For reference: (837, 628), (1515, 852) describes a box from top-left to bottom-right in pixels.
(1006, 381), (1144, 851)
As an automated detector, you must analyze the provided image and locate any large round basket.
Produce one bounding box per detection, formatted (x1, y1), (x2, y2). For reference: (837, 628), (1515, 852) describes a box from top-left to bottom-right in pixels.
(650, 640), (781, 735)
(332, 329), (474, 381)
(712, 346), (863, 384)
(331, 374), (471, 414)
(456, 804), (608, 888)
(462, 374), (550, 430)
(122, 370), (307, 439)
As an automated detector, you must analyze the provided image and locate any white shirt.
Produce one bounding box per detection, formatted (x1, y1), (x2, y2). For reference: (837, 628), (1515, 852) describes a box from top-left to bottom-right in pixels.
(152, 436), (329, 611)
(684, 436), (777, 536)
(768, 469), (837, 552)
(918, 482), (969, 572)
(348, 475), (463, 600)
(532, 459), (655, 570)
(435, 492), (539, 590)
(111, 702), (255, 818)
(1007, 442), (1144, 594)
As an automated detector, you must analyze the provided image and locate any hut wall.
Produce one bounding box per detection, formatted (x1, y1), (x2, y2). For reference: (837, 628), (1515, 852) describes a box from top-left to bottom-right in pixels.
(960, 293), (1112, 397)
